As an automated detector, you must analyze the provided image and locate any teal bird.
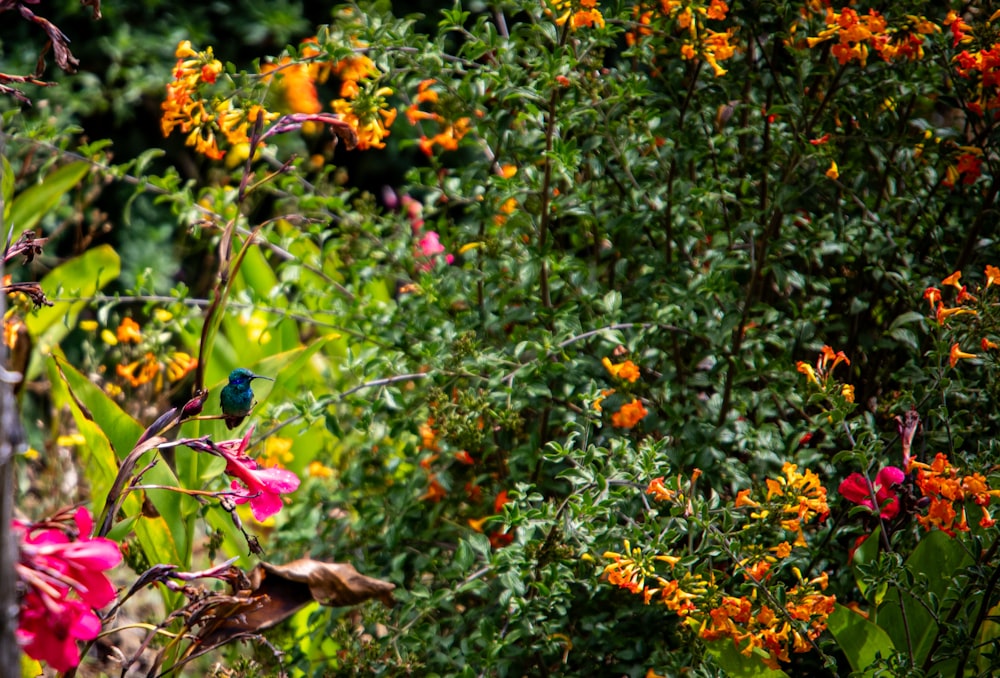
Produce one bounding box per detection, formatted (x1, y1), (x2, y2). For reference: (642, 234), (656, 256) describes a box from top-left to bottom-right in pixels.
(220, 368), (274, 429)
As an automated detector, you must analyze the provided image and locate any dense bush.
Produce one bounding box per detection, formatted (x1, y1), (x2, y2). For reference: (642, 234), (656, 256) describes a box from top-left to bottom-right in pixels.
(4, 0), (1000, 676)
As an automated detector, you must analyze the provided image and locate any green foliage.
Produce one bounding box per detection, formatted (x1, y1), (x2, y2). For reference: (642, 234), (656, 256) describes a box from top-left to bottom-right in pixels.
(6, 0), (1000, 676)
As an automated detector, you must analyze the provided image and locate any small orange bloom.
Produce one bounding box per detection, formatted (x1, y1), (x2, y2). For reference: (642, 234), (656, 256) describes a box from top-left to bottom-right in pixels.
(420, 475), (447, 502)
(117, 317), (143, 343)
(602, 356), (641, 383)
(922, 286), (941, 309)
(941, 271), (962, 289)
(647, 477), (677, 502)
(986, 265), (1000, 288)
(949, 343), (977, 367)
(612, 398), (648, 428)
(116, 352), (160, 387)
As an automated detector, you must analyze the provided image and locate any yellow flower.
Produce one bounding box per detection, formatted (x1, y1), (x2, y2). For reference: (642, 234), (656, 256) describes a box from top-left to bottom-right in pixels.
(307, 460), (334, 479)
(166, 352), (198, 382)
(796, 361), (819, 385)
(825, 161), (839, 180)
(331, 88), (397, 150)
(841, 384), (855, 403)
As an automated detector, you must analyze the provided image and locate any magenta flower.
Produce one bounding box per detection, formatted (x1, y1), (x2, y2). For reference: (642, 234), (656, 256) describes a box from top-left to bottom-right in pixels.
(18, 592), (103, 672)
(839, 466), (905, 519)
(15, 507), (122, 671)
(416, 230), (454, 270)
(215, 427), (301, 521)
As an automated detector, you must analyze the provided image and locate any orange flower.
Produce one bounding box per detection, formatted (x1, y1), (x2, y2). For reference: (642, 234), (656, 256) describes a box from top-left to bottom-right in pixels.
(602, 356), (641, 383)
(307, 461), (334, 479)
(949, 343), (977, 367)
(982, 338), (1000, 351)
(116, 352), (160, 388)
(922, 286), (942, 309)
(987, 265), (1000, 288)
(612, 398), (648, 428)
(116, 317), (142, 344)
(420, 474), (447, 502)
(419, 418), (439, 451)
(941, 271), (962, 289)
(936, 304), (977, 324)
(647, 477), (677, 502)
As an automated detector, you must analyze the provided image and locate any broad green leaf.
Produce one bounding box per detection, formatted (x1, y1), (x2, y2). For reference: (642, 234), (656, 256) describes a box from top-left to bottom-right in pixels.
(25, 244), (120, 377)
(8, 161), (90, 239)
(49, 351), (191, 566)
(1, 155), (13, 222)
(827, 603), (895, 675)
(703, 637), (790, 678)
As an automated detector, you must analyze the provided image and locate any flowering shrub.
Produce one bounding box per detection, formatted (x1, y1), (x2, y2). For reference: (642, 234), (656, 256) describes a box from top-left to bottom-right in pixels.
(6, 0), (1000, 675)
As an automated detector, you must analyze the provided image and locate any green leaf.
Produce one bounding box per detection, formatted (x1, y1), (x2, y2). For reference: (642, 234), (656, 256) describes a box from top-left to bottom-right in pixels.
(8, 161), (90, 239)
(1, 155), (13, 223)
(48, 350), (190, 566)
(703, 636), (790, 678)
(827, 603), (895, 675)
(25, 244), (120, 378)
(875, 530), (973, 667)
(889, 311), (926, 331)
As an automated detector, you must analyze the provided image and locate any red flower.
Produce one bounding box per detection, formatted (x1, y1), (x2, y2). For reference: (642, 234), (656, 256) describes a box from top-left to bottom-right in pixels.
(839, 466), (905, 519)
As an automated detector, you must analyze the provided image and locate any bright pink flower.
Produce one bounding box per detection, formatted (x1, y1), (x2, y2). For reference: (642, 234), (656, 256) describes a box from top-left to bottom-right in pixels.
(215, 427), (301, 521)
(418, 231), (445, 256)
(415, 231), (454, 270)
(839, 466), (905, 519)
(18, 592), (102, 672)
(15, 507), (122, 671)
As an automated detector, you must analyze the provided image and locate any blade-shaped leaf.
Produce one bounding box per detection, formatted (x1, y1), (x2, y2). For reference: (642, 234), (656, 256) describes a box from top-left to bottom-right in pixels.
(8, 161), (90, 239)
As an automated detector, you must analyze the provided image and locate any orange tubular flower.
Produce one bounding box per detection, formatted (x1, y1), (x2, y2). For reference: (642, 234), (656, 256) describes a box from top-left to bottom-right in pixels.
(922, 286), (942, 309)
(116, 352), (160, 388)
(987, 265), (1000, 288)
(949, 343), (977, 367)
(942, 271), (962, 289)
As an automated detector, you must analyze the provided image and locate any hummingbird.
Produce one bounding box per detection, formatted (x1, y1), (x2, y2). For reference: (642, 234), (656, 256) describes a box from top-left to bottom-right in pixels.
(220, 368), (274, 429)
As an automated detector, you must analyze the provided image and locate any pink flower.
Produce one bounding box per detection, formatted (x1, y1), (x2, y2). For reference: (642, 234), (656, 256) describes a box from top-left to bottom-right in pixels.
(18, 593), (103, 672)
(839, 466), (905, 519)
(15, 507), (122, 671)
(215, 427), (301, 521)
(416, 231), (454, 270)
